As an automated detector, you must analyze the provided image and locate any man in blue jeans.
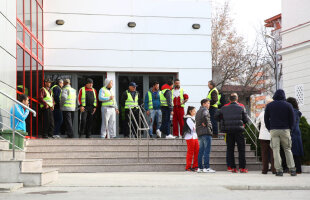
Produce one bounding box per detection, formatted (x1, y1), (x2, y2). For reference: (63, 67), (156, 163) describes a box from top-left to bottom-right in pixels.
(196, 99), (215, 173)
(144, 81), (162, 138)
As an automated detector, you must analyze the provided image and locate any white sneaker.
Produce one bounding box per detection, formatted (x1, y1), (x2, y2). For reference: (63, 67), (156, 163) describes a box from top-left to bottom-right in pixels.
(205, 168), (216, 173)
(202, 168), (208, 173)
(197, 168), (203, 173)
(156, 129), (162, 138)
(166, 134), (176, 139)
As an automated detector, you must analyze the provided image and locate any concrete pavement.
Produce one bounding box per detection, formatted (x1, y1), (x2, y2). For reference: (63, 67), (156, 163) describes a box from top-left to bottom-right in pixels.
(1, 172), (310, 200)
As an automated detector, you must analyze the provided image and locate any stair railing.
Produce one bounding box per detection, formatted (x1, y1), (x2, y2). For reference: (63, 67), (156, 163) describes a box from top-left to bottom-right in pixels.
(128, 105), (150, 162)
(244, 117), (260, 161)
(0, 89), (36, 160)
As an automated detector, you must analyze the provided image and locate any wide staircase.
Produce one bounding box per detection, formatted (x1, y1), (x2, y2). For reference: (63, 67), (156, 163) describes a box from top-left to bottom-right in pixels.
(25, 138), (261, 172)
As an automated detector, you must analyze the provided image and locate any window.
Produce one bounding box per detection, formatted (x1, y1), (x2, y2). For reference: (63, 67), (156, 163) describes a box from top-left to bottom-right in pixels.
(16, 0), (44, 138)
(295, 84), (304, 106)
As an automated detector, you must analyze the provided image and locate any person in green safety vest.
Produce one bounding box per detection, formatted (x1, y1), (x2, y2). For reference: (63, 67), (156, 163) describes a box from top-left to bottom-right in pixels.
(160, 80), (175, 139)
(38, 78), (55, 138)
(207, 80), (220, 138)
(144, 81), (162, 138)
(60, 79), (77, 138)
(99, 78), (119, 139)
(120, 82), (142, 138)
(78, 78), (98, 138)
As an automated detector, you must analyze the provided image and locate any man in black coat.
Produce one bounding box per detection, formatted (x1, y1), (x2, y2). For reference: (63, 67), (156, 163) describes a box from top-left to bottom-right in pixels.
(264, 89), (296, 176)
(215, 93), (249, 173)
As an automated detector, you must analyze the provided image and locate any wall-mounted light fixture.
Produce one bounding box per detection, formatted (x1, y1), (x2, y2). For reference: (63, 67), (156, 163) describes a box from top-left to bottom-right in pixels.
(56, 19), (65, 25)
(128, 22), (136, 28)
(192, 24), (200, 29)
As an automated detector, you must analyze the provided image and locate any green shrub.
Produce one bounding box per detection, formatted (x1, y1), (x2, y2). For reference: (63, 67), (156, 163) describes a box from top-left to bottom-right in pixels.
(300, 116), (310, 165)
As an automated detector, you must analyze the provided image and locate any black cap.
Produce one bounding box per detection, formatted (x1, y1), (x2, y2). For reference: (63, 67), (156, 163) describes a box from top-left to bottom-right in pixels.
(129, 82), (138, 87)
(44, 78), (52, 83)
(86, 78), (93, 84)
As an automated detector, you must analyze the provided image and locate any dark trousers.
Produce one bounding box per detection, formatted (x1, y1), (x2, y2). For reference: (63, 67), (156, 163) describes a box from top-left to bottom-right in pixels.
(79, 107), (94, 138)
(294, 155), (302, 173)
(209, 107), (218, 136)
(124, 108), (139, 137)
(40, 108), (54, 138)
(161, 107), (171, 136)
(260, 140), (275, 173)
(226, 131), (246, 169)
(63, 111), (74, 138)
(53, 109), (63, 136)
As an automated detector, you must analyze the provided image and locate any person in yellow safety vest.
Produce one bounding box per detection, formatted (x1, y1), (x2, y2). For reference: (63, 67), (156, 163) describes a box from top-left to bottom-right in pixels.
(120, 82), (142, 138)
(78, 78), (98, 138)
(60, 79), (77, 138)
(99, 79), (119, 139)
(144, 81), (162, 138)
(38, 78), (55, 138)
(172, 79), (189, 138)
(207, 80), (220, 138)
(160, 80), (175, 139)
(51, 79), (64, 138)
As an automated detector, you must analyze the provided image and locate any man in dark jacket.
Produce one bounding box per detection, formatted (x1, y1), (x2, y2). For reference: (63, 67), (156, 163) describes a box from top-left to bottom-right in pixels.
(160, 80), (175, 139)
(264, 89), (296, 176)
(51, 79), (63, 138)
(215, 93), (249, 173)
(120, 82), (143, 138)
(196, 99), (215, 173)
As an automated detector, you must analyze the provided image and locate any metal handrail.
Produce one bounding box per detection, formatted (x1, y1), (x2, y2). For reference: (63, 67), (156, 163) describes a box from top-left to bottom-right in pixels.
(0, 89), (36, 160)
(244, 117), (260, 161)
(128, 105), (150, 162)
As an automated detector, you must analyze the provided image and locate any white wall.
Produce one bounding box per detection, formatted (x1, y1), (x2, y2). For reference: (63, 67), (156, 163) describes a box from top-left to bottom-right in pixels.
(282, 0), (310, 30)
(0, 0), (17, 127)
(43, 0), (212, 109)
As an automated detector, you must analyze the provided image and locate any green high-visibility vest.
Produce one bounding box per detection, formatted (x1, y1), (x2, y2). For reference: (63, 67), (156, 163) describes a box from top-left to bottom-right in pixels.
(172, 88), (185, 108)
(124, 90), (139, 109)
(17, 85), (29, 96)
(207, 87), (220, 108)
(60, 86), (76, 108)
(81, 86), (97, 107)
(160, 89), (170, 107)
(147, 91), (154, 110)
(101, 87), (115, 107)
(40, 87), (54, 108)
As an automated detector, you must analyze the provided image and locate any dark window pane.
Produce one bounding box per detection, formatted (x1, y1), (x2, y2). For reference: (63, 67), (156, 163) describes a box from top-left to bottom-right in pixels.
(17, 46), (24, 93)
(25, 31), (31, 50)
(25, 53), (31, 97)
(17, 0), (23, 22)
(38, 64), (43, 89)
(25, 0), (31, 30)
(31, 0), (37, 36)
(17, 22), (23, 43)
(31, 58), (37, 99)
(38, 7), (43, 42)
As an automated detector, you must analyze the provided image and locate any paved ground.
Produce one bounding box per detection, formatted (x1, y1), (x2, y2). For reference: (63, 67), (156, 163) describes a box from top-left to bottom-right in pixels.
(1, 172), (310, 200)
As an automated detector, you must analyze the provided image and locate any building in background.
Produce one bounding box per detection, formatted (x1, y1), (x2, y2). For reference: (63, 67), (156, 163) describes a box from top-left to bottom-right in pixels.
(279, 0), (310, 120)
(0, 0), (212, 137)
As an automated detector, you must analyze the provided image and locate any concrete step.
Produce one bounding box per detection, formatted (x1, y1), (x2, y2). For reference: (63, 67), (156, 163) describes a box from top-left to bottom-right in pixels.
(0, 160), (58, 186)
(20, 168), (58, 186)
(0, 140), (9, 150)
(25, 144), (252, 152)
(26, 150), (256, 158)
(21, 159), (43, 173)
(26, 138), (228, 146)
(43, 162), (261, 173)
(0, 183), (23, 193)
(0, 150), (25, 160)
(41, 156), (258, 165)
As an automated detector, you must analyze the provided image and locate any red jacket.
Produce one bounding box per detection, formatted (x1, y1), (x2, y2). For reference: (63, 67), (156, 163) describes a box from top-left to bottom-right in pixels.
(78, 87), (98, 107)
(224, 102), (245, 107)
(172, 87), (189, 107)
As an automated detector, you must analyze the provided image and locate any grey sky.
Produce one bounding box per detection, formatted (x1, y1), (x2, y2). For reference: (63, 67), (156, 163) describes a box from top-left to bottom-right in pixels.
(212, 0), (282, 44)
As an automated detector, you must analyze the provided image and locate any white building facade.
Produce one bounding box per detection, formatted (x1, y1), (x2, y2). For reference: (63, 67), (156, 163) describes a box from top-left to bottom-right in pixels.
(0, 0), (212, 137)
(280, 0), (310, 120)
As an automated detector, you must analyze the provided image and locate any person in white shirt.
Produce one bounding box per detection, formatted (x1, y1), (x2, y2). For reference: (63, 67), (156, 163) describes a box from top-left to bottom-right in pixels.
(257, 98), (275, 174)
(183, 106), (199, 172)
